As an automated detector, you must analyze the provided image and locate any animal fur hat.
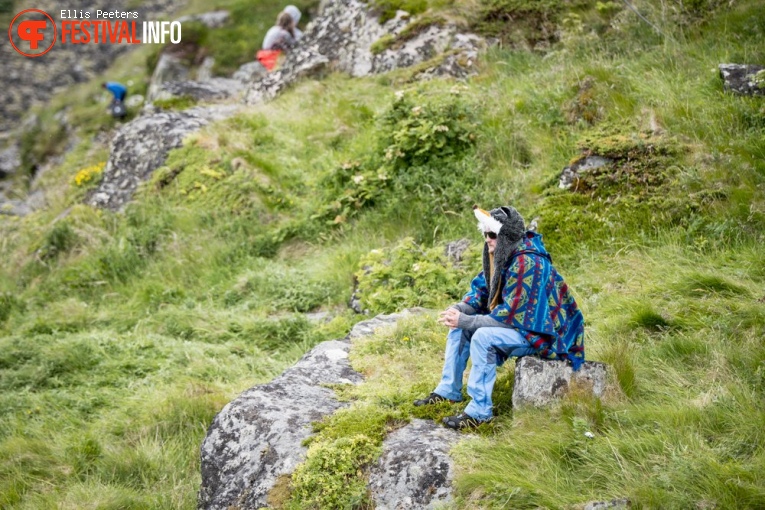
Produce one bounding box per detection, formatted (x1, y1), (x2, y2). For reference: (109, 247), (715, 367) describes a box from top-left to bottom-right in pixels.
(473, 205), (526, 307)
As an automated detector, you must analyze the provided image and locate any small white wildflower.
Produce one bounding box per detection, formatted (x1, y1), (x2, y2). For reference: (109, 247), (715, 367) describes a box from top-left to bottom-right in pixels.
(435, 125), (449, 132)
(411, 106), (422, 115)
(395, 90), (405, 99)
(584, 431), (595, 439)
(352, 174), (364, 184)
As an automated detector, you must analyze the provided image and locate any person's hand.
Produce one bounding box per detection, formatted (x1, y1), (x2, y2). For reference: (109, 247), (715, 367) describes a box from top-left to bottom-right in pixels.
(438, 308), (460, 329)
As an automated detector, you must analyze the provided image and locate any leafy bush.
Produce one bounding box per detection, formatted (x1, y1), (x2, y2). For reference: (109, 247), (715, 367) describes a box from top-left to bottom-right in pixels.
(354, 237), (477, 314)
(314, 89), (481, 228)
(290, 434), (380, 508)
(379, 89), (478, 170)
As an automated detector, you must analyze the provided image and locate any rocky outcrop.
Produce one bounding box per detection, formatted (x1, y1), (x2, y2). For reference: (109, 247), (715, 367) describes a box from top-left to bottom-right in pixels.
(584, 498), (631, 509)
(232, 62), (269, 84)
(559, 155), (613, 190)
(89, 105), (240, 210)
(146, 11), (234, 101)
(176, 10), (230, 28)
(0, 143), (20, 179)
(512, 356), (607, 408)
(199, 310), (426, 510)
(245, 0), (485, 104)
(0, 0), (184, 134)
(368, 419), (461, 510)
(719, 64), (765, 96)
(199, 339), (363, 509)
(0, 190), (45, 216)
(147, 53), (193, 102)
(150, 78), (244, 103)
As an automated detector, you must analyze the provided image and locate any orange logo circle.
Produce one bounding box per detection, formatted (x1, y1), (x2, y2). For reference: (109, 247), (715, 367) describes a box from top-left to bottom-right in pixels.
(8, 9), (57, 57)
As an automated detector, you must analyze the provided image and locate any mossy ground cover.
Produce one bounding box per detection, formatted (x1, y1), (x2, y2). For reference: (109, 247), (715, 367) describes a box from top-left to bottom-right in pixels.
(0, 0), (764, 507)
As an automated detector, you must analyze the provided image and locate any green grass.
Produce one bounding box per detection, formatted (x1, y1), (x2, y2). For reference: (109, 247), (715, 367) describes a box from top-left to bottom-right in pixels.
(1, 0), (764, 507)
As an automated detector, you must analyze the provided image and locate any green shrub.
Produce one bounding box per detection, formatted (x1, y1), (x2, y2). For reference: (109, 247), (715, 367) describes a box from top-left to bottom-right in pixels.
(290, 434), (380, 509)
(354, 237), (477, 314)
(378, 89), (478, 170)
(38, 221), (79, 261)
(314, 89), (480, 228)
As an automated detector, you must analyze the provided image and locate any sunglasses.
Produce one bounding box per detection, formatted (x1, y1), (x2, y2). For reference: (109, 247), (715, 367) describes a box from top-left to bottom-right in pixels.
(484, 231), (497, 240)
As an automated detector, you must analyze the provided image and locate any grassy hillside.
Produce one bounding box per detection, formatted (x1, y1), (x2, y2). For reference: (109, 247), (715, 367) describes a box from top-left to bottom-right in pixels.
(1, 0), (764, 508)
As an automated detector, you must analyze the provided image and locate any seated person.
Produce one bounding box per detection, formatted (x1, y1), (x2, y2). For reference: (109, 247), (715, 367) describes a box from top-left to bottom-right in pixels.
(284, 5), (303, 41)
(414, 205), (586, 429)
(257, 12), (297, 71)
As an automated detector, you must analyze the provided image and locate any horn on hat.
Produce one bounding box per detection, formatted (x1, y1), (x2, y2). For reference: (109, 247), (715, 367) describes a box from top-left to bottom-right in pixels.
(473, 205), (503, 234)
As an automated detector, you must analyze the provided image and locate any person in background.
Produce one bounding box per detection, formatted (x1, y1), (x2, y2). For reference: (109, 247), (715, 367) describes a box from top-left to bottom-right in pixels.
(257, 11), (297, 71)
(102, 82), (128, 118)
(284, 5), (303, 41)
(102, 82), (127, 102)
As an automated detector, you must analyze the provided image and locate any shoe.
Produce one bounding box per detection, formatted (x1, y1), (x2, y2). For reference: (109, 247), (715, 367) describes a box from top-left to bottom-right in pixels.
(413, 392), (455, 407)
(442, 412), (492, 429)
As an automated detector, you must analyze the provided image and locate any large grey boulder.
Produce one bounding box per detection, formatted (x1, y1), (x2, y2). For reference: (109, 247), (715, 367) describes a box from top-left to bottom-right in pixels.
(512, 356), (607, 408)
(245, 0), (484, 105)
(199, 340), (362, 509)
(368, 419), (462, 510)
(89, 105), (240, 211)
(199, 310), (420, 510)
(719, 64), (765, 96)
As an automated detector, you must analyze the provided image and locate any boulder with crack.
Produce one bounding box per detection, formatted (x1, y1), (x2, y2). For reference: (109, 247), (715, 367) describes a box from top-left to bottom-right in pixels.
(199, 310), (421, 509)
(512, 356), (607, 408)
(368, 419), (462, 510)
(89, 105), (240, 211)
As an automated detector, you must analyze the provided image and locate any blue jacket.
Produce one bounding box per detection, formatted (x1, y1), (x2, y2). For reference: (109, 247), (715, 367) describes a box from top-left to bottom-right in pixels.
(462, 232), (586, 369)
(105, 82), (127, 101)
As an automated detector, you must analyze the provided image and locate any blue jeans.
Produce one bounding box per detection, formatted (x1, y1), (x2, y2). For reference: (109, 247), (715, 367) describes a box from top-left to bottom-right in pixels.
(433, 327), (535, 421)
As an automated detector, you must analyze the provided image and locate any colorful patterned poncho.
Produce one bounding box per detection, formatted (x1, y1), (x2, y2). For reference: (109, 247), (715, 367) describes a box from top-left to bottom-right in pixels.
(462, 231), (586, 370)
